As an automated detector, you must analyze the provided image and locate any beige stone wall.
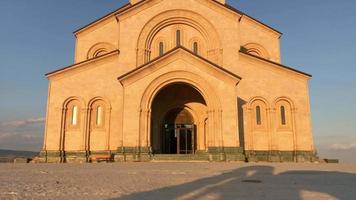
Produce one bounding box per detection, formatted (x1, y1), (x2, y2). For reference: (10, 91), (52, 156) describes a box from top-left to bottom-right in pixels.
(239, 17), (281, 63)
(45, 53), (122, 151)
(43, 0), (314, 155)
(236, 54), (313, 151)
(75, 18), (118, 63)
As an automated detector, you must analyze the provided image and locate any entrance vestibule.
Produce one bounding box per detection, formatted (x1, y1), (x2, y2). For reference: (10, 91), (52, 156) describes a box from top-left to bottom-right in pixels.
(150, 83), (207, 154)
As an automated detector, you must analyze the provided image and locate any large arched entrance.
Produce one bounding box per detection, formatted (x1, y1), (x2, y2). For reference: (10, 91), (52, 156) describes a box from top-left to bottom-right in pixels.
(150, 83), (207, 154)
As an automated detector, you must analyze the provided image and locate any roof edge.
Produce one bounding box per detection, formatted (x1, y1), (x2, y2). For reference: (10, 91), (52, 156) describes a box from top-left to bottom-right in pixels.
(118, 46), (242, 81)
(73, 3), (132, 35)
(212, 0), (282, 36)
(239, 50), (312, 78)
(74, 0), (282, 37)
(45, 50), (120, 77)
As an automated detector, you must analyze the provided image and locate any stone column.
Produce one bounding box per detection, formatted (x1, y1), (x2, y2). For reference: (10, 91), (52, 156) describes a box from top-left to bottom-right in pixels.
(268, 108), (279, 162)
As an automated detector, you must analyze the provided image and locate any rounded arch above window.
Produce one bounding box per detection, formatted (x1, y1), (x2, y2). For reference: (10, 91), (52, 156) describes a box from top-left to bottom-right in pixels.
(63, 97), (84, 129)
(248, 97), (269, 130)
(136, 9), (221, 66)
(88, 97), (111, 129)
(189, 37), (205, 56)
(87, 42), (115, 59)
(152, 37), (169, 58)
(274, 97), (295, 130)
(242, 43), (270, 59)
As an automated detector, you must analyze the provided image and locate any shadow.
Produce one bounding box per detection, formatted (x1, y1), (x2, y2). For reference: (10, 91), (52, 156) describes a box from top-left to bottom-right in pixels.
(237, 97), (247, 149)
(110, 165), (356, 200)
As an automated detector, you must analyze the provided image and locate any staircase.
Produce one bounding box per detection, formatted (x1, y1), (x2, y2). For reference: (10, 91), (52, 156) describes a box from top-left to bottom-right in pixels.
(151, 154), (210, 161)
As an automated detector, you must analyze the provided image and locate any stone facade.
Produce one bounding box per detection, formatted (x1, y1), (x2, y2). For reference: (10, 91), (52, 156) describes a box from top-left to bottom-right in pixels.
(40, 0), (316, 163)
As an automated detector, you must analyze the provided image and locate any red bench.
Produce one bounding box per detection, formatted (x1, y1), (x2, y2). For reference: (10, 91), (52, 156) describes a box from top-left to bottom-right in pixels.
(90, 155), (113, 163)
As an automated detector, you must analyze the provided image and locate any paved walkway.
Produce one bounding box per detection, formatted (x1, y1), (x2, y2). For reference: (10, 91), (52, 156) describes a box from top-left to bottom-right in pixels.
(0, 162), (355, 200)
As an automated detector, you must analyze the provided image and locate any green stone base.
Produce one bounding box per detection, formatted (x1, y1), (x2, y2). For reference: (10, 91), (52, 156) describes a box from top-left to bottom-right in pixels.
(39, 150), (88, 163)
(115, 147), (152, 162)
(207, 147), (245, 162)
(245, 151), (317, 163)
(114, 147), (245, 162)
(39, 148), (317, 163)
(63, 151), (87, 163)
(38, 150), (62, 163)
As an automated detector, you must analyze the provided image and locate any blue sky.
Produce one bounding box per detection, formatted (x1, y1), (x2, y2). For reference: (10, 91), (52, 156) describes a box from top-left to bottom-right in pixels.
(0, 0), (355, 163)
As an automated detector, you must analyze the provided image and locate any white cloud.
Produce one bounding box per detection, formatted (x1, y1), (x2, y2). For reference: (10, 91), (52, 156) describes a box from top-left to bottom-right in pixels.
(0, 117), (45, 127)
(0, 117), (44, 151)
(329, 142), (356, 150)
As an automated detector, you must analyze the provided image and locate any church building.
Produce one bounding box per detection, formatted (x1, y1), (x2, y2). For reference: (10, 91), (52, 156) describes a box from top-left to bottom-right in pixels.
(40, 0), (316, 162)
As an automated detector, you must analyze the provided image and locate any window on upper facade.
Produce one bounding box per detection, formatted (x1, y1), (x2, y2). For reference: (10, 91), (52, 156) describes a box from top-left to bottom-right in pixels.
(71, 106), (78, 126)
(256, 106), (262, 125)
(159, 42), (164, 56)
(176, 30), (181, 47)
(193, 42), (198, 55)
(93, 49), (107, 57)
(96, 106), (103, 126)
(280, 106), (286, 125)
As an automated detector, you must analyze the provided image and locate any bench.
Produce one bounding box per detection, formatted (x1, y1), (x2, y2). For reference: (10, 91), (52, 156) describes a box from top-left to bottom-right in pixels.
(89, 154), (113, 163)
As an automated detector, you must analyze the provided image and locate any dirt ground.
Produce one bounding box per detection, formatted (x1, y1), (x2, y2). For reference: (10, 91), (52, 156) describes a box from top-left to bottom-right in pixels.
(0, 162), (355, 200)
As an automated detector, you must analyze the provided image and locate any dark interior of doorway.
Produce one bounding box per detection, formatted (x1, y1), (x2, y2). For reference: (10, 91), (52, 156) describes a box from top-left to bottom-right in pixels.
(162, 108), (196, 154)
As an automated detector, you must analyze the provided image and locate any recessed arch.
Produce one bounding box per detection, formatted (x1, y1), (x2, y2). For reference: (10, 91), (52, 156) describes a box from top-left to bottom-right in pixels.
(88, 96), (112, 110)
(273, 97), (295, 129)
(242, 43), (270, 59)
(248, 97), (269, 130)
(136, 9), (222, 66)
(138, 71), (223, 151)
(87, 97), (112, 152)
(150, 82), (208, 154)
(63, 96), (86, 109)
(273, 96), (296, 110)
(87, 42), (115, 59)
(140, 71), (221, 111)
(247, 96), (270, 108)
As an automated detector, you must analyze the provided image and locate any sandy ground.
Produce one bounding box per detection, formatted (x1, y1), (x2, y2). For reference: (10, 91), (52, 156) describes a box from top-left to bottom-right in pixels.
(0, 162), (355, 200)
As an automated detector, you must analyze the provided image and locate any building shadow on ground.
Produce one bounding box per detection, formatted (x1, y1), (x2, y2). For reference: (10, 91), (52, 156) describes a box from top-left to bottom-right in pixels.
(109, 165), (356, 200)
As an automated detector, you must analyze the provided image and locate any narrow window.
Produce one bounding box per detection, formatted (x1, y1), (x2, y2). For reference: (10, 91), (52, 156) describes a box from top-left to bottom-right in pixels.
(176, 30), (181, 47)
(94, 49), (107, 57)
(159, 42), (164, 56)
(96, 106), (103, 126)
(281, 106), (286, 125)
(256, 106), (262, 125)
(193, 42), (198, 54)
(72, 106), (78, 126)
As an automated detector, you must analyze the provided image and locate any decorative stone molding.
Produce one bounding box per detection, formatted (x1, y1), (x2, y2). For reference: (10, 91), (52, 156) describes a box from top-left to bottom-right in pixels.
(136, 9), (222, 66)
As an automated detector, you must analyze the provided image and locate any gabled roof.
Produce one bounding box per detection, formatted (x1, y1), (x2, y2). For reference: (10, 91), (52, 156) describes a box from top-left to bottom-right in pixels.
(117, 46), (242, 83)
(73, 0), (281, 36)
(45, 50), (120, 77)
(239, 49), (312, 78)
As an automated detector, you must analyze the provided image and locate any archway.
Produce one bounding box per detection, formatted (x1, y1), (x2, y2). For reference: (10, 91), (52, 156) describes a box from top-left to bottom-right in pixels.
(150, 83), (207, 154)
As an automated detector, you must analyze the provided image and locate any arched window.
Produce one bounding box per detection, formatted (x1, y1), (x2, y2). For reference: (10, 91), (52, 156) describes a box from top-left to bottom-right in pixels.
(90, 100), (107, 129)
(280, 106), (286, 125)
(193, 42), (198, 54)
(96, 106), (103, 126)
(256, 106), (262, 125)
(71, 106), (78, 126)
(159, 42), (164, 56)
(176, 30), (181, 47)
(93, 49), (107, 57)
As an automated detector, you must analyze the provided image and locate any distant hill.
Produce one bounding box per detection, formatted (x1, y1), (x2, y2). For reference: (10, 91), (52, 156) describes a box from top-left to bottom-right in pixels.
(0, 149), (38, 163)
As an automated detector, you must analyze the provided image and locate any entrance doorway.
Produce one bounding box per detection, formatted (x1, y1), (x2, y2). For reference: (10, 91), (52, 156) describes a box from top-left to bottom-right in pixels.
(162, 108), (196, 154)
(162, 124), (195, 154)
(150, 83), (207, 154)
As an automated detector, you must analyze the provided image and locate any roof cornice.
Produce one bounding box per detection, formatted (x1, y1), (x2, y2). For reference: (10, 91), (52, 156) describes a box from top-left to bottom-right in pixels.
(239, 50), (311, 78)
(118, 46), (242, 83)
(73, 0), (282, 37)
(45, 50), (120, 78)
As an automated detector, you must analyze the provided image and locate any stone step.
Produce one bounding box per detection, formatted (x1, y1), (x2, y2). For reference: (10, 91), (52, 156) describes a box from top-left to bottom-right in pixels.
(151, 154), (210, 161)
